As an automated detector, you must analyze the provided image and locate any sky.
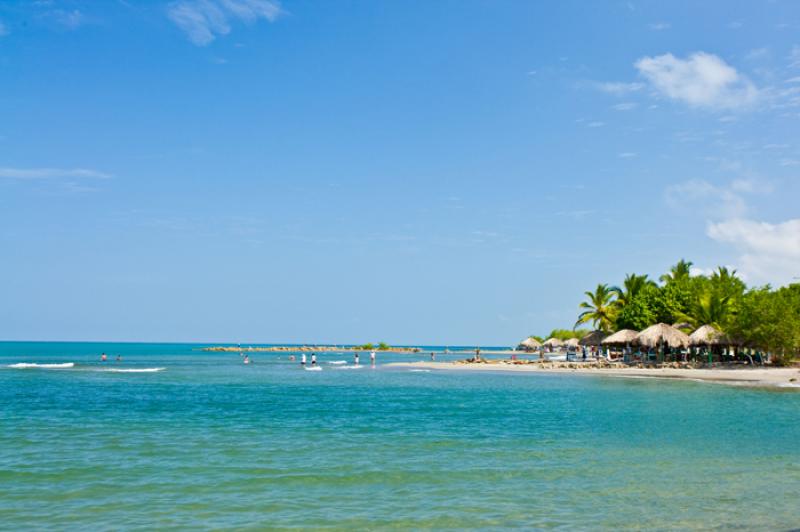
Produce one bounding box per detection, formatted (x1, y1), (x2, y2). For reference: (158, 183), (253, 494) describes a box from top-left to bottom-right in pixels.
(1, 0), (799, 345)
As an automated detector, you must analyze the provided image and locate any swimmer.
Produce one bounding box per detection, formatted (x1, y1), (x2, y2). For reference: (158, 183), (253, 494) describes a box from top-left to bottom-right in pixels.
(101, 353), (107, 362)
(243, 354), (250, 364)
(301, 353), (307, 367)
(116, 355), (122, 362)
(289, 355), (296, 361)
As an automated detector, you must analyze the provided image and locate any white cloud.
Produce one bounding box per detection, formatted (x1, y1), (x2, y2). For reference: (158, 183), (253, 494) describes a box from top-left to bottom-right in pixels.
(612, 102), (638, 111)
(790, 46), (800, 68)
(635, 52), (759, 109)
(707, 218), (800, 285)
(168, 0), (281, 46)
(0, 167), (112, 179)
(786, 76), (800, 84)
(594, 81), (644, 95)
(618, 152), (637, 158)
(664, 178), (769, 219)
(648, 22), (670, 31)
(586, 121), (604, 128)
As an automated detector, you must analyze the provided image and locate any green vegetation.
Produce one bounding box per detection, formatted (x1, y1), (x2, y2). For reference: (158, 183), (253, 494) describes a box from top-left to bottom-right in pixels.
(572, 260), (800, 359)
(357, 342), (392, 350)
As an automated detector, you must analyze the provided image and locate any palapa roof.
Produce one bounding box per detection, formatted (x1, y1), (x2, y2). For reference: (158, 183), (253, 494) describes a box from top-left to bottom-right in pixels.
(601, 329), (639, 345)
(517, 337), (542, 349)
(636, 323), (690, 348)
(542, 337), (563, 347)
(562, 338), (580, 347)
(689, 325), (733, 346)
(579, 330), (608, 346)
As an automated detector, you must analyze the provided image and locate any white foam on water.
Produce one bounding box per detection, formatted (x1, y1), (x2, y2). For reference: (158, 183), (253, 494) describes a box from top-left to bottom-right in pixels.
(409, 369), (431, 373)
(327, 360), (347, 365)
(304, 366), (323, 371)
(7, 362), (75, 369)
(103, 368), (166, 373)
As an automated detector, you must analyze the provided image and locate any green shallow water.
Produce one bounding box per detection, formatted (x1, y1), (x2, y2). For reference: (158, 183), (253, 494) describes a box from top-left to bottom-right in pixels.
(1, 342), (799, 530)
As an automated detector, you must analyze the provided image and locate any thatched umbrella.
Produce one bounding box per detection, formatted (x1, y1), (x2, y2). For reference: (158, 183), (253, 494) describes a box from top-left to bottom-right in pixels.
(542, 338), (563, 347)
(517, 337), (541, 351)
(579, 330), (608, 346)
(601, 329), (639, 345)
(562, 338), (580, 348)
(688, 325), (729, 347)
(636, 323), (690, 349)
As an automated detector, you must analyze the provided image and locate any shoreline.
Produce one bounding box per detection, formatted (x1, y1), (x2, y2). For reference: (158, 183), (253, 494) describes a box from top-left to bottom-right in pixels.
(385, 361), (800, 389)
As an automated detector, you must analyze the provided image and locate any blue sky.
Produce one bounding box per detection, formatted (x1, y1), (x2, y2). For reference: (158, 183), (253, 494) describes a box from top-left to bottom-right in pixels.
(1, 0), (799, 344)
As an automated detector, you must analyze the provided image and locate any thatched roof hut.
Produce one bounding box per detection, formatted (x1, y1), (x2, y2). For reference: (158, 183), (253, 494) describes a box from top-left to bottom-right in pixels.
(542, 338), (563, 347)
(579, 330), (608, 346)
(601, 329), (639, 345)
(562, 338), (580, 348)
(517, 337), (541, 351)
(636, 323), (690, 349)
(689, 325), (734, 347)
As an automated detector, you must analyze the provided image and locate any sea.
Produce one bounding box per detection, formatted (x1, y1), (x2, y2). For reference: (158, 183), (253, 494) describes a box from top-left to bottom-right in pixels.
(1, 341), (799, 530)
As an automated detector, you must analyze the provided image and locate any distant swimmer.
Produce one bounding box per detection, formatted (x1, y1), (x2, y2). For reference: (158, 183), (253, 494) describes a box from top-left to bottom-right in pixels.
(116, 355), (122, 363)
(354, 352), (360, 366)
(311, 354), (317, 366)
(101, 353), (107, 362)
(301, 353), (307, 367)
(289, 355), (296, 361)
(370, 351), (376, 366)
(243, 354), (250, 365)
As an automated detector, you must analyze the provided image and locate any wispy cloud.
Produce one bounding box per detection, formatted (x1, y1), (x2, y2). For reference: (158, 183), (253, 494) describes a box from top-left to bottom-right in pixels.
(43, 9), (85, 30)
(635, 52), (759, 110)
(586, 121), (605, 128)
(618, 152), (637, 158)
(648, 22), (670, 31)
(0, 167), (112, 180)
(612, 102), (638, 111)
(168, 0), (282, 46)
(707, 218), (800, 285)
(594, 81), (645, 95)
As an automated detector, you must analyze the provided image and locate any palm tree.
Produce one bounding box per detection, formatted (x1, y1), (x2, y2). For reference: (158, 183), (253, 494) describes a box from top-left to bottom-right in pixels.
(678, 290), (733, 329)
(611, 273), (657, 308)
(575, 284), (617, 332)
(660, 259), (693, 284)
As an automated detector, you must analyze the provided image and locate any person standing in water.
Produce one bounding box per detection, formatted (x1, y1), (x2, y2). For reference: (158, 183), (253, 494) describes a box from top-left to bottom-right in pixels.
(101, 353), (107, 362)
(354, 352), (360, 366)
(311, 353), (317, 366)
(243, 354), (250, 365)
(430, 352), (435, 361)
(116, 355), (121, 363)
(370, 351), (376, 366)
(301, 353), (307, 367)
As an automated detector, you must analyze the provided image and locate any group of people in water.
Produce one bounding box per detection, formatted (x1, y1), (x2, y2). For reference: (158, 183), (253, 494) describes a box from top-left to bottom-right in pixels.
(100, 353), (122, 362)
(298, 351), (377, 368)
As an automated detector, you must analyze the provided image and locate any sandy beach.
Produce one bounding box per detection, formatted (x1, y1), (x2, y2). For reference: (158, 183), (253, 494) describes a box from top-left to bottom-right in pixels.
(386, 361), (800, 388)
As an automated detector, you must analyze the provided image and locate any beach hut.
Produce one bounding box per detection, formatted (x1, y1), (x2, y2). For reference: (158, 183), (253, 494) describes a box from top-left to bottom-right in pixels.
(542, 337), (563, 353)
(579, 330), (608, 346)
(601, 329), (639, 360)
(688, 325), (729, 347)
(636, 323), (690, 362)
(601, 329), (639, 345)
(517, 337), (541, 352)
(562, 338), (580, 348)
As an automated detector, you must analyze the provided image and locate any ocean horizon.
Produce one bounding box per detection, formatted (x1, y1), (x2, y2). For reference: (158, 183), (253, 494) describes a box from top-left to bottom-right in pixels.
(2, 341), (799, 529)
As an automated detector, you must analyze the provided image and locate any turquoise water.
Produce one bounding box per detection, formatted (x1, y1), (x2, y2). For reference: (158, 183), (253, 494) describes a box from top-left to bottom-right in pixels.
(2, 342), (799, 530)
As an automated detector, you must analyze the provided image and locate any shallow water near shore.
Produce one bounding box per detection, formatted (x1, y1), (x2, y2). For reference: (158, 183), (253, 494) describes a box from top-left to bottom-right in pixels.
(2, 342), (800, 529)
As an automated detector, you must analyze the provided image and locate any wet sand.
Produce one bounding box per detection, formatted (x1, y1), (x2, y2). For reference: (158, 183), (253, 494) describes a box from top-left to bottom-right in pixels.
(386, 361), (800, 388)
